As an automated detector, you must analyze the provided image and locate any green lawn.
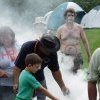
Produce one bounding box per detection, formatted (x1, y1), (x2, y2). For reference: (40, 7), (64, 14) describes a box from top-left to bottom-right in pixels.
(81, 28), (100, 68)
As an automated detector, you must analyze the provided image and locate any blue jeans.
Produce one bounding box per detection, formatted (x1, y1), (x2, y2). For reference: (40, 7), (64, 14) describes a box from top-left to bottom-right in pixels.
(0, 86), (15, 100)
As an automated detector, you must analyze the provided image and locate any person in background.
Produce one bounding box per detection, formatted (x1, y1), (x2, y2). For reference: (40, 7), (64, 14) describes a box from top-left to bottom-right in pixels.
(87, 47), (100, 100)
(13, 34), (70, 100)
(57, 8), (91, 73)
(0, 26), (19, 100)
(16, 53), (59, 100)
(33, 17), (48, 38)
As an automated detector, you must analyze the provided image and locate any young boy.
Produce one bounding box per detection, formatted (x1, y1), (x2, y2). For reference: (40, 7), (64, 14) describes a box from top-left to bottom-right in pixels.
(15, 53), (59, 100)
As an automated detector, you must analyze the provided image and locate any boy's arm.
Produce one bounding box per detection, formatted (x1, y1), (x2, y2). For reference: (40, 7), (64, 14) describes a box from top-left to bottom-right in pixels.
(37, 85), (59, 100)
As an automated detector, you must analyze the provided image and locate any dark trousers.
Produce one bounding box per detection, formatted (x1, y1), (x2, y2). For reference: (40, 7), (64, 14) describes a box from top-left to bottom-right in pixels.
(71, 54), (83, 73)
(0, 86), (15, 100)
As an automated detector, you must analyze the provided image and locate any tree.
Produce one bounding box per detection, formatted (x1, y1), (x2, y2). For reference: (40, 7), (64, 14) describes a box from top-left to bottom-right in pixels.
(74, 0), (100, 12)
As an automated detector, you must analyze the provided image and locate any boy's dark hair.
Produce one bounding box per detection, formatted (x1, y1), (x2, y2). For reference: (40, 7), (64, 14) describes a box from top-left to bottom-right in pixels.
(64, 8), (76, 19)
(25, 53), (42, 66)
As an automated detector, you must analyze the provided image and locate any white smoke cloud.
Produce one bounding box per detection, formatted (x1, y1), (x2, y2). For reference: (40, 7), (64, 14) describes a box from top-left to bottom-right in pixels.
(0, 0), (66, 44)
(1, 1), (98, 100)
(44, 52), (88, 100)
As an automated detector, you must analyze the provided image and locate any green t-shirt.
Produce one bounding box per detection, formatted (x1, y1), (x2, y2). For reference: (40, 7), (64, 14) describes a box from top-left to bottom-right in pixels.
(16, 70), (41, 100)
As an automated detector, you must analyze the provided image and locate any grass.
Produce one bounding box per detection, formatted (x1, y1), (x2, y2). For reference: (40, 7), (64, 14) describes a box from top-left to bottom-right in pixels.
(81, 28), (100, 68)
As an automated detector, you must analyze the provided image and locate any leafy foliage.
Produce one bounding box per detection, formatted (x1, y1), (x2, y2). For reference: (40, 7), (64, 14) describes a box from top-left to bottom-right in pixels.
(74, 0), (100, 12)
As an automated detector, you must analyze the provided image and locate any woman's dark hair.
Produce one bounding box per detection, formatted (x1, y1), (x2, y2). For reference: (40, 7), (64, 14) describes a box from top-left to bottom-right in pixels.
(64, 8), (76, 19)
(25, 53), (42, 66)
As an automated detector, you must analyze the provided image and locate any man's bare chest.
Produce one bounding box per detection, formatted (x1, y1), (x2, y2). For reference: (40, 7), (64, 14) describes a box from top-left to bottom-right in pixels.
(60, 28), (80, 40)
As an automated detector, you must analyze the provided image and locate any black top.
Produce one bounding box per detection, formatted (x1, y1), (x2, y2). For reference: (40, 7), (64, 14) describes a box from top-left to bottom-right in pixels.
(15, 41), (59, 81)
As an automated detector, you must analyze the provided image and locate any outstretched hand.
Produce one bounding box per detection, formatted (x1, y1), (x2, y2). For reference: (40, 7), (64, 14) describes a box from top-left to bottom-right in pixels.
(61, 86), (70, 95)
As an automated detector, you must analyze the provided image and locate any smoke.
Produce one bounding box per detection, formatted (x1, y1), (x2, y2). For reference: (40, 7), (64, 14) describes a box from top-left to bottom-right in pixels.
(0, 0), (65, 27)
(0, 1), (96, 100)
(44, 52), (88, 100)
(43, 52), (99, 100)
(0, 0), (66, 44)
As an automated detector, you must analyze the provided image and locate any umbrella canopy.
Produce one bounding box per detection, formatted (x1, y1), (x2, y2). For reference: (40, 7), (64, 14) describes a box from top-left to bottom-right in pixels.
(47, 2), (85, 30)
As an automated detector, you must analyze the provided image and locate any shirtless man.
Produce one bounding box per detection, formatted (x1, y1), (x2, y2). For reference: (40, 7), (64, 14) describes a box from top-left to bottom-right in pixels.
(57, 8), (91, 73)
